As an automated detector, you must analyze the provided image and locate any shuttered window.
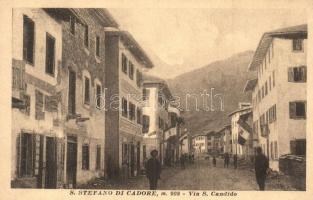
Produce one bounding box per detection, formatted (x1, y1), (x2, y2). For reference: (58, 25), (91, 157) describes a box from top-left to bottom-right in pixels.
(84, 25), (89, 48)
(45, 33), (55, 76)
(96, 36), (100, 57)
(289, 101), (306, 119)
(128, 102), (136, 121)
(96, 84), (102, 109)
(292, 39), (303, 51)
(82, 144), (90, 170)
(136, 107), (142, 124)
(128, 61), (134, 80)
(23, 15), (35, 65)
(142, 115), (150, 133)
(35, 90), (45, 120)
(68, 71), (76, 115)
(18, 133), (37, 177)
(288, 66), (307, 82)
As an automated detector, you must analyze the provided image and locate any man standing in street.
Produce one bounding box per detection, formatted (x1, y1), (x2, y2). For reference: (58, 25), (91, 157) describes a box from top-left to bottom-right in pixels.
(224, 153), (230, 168)
(233, 154), (238, 169)
(145, 150), (161, 190)
(254, 147), (269, 191)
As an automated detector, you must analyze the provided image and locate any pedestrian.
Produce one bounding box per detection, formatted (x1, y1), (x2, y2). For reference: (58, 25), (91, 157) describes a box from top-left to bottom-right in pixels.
(180, 154), (185, 169)
(224, 153), (230, 168)
(145, 150), (161, 190)
(212, 156), (216, 167)
(254, 147), (269, 191)
(233, 154), (237, 169)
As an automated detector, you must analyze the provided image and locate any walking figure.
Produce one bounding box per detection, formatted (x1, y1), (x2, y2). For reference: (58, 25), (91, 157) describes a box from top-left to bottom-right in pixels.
(212, 156), (216, 167)
(224, 153), (230, 168)
(145, 150), (161, 190)
(255, 147), (269, 191)
(233, 154), (238, 169)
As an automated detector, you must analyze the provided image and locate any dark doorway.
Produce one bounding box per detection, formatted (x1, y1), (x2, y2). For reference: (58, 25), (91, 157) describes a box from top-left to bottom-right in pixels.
(130, 144), (135, 177)
(66, 136), (77, 188)
(45, 137), (57, 188)
(136, 143), (140, 175)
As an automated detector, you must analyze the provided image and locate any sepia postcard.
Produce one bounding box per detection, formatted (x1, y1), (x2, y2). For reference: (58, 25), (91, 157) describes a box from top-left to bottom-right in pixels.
(0, 0), (313, 199)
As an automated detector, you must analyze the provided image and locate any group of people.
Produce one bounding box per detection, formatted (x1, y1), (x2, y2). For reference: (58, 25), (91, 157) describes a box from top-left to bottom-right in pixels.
(145, 147), (269, 191)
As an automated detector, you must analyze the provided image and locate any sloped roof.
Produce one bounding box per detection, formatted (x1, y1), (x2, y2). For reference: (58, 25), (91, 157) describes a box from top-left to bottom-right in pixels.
(248, 24), (307, 71)
(106, 30), (154, 68)
(243, 78), (258, 92)
(228, 107), (251, 117)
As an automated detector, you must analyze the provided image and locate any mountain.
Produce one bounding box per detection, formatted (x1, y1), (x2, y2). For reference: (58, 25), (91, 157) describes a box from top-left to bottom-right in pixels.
(166, 50), (256, 135)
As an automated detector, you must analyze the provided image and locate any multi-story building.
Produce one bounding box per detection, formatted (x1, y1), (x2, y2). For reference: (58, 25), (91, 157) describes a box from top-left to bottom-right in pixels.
(142, 79), (172, 164)
(11, 8), (63, 188)
(218, 125), (232, 154)
(229, 104), (252, 157)
(244, 24), (307, 171)
(192, 134), (208, 154)
(104, 30), (153, 178)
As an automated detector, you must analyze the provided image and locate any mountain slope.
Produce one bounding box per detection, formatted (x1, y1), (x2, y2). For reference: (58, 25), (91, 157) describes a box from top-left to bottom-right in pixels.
(167, 50), (256, 135)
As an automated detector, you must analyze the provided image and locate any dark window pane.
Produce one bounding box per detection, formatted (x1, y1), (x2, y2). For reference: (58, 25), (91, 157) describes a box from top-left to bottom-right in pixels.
(23, 15), (35, 64)
(295, 102), (305, 117)
(122, 54), (127, 74)
(293, 39), (303, 51)
(84, 25), (89, 47)
(96, 84), (101, 108)
(96, 36), (100, 57)
(84, 77), (90, 104)
(82, 145), (89, 170)
(45, 33), (55, 76)
(68, 71), (76, 115)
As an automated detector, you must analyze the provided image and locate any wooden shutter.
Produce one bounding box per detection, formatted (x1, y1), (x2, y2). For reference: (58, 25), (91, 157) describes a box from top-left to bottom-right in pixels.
(56, 138), (65, 187)
(35, 90), (45, 120)
(33, 134), (41, 176)
(288, 67), (294, 82)
(289, 102), (296, 119)
(16, 133), (22, 177)
(302, 66), (307, 82)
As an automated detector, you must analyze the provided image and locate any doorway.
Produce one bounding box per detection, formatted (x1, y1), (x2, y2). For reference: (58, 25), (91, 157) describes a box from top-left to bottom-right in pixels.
(66, 136), (77, 188)
(45, 137), (57, 188)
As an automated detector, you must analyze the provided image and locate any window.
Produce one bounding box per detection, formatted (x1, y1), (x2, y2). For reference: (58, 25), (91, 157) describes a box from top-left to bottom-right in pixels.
(122, 53), (127, 74)
(270, 142), (273, 159)
(23, 15), (35, 65)
(288, 66), (306, 82)
(143, 88), (150, 101)
(84, 25), (89, 48)
(269, 76), (272, 91)
(96, 84), (101, 109)
(142, 115), (150, 133)
(96, 36), (100, 57)
(290, 139), (306, 155)
(136, 107), (142, 124)
(21, 94), (31, 116)
(128, 61), (134, 80)
(45, 33), (55, 76)
(82, 144), (89, 170)
(84, 77), (90, 105)
(292, 39), (303, 51)
(274, 141), (278, 159)
(136, 70), (142, 87)
(70, 16), (75, 35)
(289, 101), (306, 119)
(265, 81), (268, 96)
(68, 71), (76, 115)
(122, 98), (128, 117)
(19, 133), (34, 177)
(35, 90), (45, 120)
(261, 86), (264, 99)
(96, 145), (101, 170)
(128, 102), (135, 121)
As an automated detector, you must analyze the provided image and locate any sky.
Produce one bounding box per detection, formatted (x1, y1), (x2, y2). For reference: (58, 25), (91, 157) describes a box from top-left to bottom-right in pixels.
(109, 8), (307, 79)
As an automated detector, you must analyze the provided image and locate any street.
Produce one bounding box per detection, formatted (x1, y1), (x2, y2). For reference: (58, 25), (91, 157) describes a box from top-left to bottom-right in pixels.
(79, 158), (300, 190)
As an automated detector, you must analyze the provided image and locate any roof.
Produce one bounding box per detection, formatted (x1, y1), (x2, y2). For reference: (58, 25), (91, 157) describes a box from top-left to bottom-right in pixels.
(143, 76), (173, 99)
(216, 124), (231, 133)
(248, 24), (307, 71)
(106, 30), (154, 68)
(243, 78), (258, 92)
(228, 107), (252, 117)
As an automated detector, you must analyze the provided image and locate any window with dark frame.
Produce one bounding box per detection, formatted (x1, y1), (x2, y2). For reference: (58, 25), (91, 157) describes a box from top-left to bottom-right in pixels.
(45, 33), (55, 76)
(142, 115), (150, 133)
(96, 84), (101, 109)
(136, 70), (142, 87)
(136, 107), (142, 124)
(96, 35), (100, 57)
(68, 71), (76, 115)
(292, 39), (303, 51)
(128, 102), (135, 121)
(289, 101), (306, 119)
(35, 90), (45, 120)
(82, 144), (90, 170)
(70, 15), (76, 35)
(129, 61), (134, 80)
(122, 54), (128, 74)
(288, 66), (307, 82)
(23, 15), (35, 65)
(20, 133), (34, 177)
(122, 98), (128, 117)
(84, 77), (90, 105)
(84, 25), (89, 48)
